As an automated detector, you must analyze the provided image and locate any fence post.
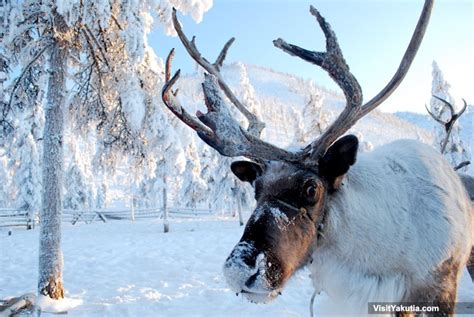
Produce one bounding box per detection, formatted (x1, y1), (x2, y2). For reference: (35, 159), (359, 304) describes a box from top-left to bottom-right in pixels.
(236, 189), (244, 226)
(26, 210), (33, 230)
(163, 188), (169, 233)
(131, 196), (135, 222)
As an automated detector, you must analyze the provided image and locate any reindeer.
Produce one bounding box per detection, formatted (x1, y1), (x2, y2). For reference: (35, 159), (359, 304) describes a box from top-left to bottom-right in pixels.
(161, 0), (473, 314)
(426, 95), (474, 282)
(426, 95), (470, 170)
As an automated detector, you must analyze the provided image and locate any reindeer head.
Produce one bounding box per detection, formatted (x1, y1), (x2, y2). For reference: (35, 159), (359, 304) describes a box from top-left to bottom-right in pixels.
(223, 135), (358, 302)
(162, 1), (433, 303)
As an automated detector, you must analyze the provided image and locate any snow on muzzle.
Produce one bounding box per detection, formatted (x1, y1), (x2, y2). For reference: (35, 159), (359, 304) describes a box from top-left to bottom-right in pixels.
(223, 241), (282, 303)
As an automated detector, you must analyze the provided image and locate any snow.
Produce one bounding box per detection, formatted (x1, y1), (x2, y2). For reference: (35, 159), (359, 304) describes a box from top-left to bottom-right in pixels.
(2, 218), (472, 316)
(1, 219), (318, 316)
(251, 205), (290, 227)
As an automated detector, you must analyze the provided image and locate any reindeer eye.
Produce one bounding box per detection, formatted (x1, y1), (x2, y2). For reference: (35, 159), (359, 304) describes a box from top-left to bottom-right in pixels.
(306, 185), (316, 197)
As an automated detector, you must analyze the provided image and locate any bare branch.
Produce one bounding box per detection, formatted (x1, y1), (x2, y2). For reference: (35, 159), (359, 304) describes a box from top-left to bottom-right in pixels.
(111, 15), (123, 31)
(7, 43), (52, 111)
(83, 25), (111, 69)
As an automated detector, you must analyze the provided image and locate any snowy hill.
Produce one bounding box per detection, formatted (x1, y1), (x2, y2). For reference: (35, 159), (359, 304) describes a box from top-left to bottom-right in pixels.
(180, 63), (434, 150)
(394, 111), (434, 132)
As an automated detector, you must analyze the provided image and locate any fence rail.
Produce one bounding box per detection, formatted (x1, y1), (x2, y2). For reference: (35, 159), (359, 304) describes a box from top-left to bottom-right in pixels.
(1, 190), (245, 232)
(0, 206), (230, 231)
(0, 209), (35, 229)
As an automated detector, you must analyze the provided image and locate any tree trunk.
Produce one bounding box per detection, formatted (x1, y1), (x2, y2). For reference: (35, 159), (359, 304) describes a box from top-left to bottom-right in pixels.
(38, 28), (67, 299)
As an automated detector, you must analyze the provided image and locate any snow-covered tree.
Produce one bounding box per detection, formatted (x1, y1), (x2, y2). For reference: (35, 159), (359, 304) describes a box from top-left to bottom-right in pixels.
(236, 62), (263, 122)
(0, 0), (11, 139)
(429, 61), (470, 171)
(12, 127), (41, 213)
(179, 140), (207, 207)
(95, 175), (109, 209)
(10, 95), (44, 217)
(63, 141), (94, 210)
(300, 85), (328, 143)
(0, 154), (10, 206)
(1, 0), (213, 299)
(63, 165), (89, 210)
(207, 157), (236, 213)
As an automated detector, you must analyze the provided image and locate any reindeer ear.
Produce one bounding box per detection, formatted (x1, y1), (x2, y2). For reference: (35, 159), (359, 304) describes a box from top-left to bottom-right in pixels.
(231, 161), (263, 183)
(319, 135), (358, 190)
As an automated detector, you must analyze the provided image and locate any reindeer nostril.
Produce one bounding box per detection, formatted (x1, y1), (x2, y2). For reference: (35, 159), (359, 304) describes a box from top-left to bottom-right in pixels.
(245, 272), (259, 288)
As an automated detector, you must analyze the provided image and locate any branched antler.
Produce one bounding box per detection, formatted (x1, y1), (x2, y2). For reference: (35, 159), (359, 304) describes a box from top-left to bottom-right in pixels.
(426, 95), (468, 154)
(162, 1), (434, 167)
(274, 6), (362, 161)
(171, 8), (264, 136)
(162, 48), (298, 161)
(275, 0), (433, 161)
(162, 48), (212, 135)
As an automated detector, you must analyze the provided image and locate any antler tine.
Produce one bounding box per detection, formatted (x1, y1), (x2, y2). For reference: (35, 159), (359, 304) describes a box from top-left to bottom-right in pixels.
(197, 74), (299, 161)
(172, 8), (265, 136)
(214, 37), (235, 71)
(425, 104), (446, 125)
(165, 48), (174, 83)
(274, 0), (433, 162)
(358, 0), (434, 118)
(428, 95), (468, 154)
(162, 13), (298, 162)
(459, 99), (468, 116)
(162, 49), (212, 135)
(432, 95), (455, 118)
(454, 161), (471, 171)
(274, 5), (362, 161)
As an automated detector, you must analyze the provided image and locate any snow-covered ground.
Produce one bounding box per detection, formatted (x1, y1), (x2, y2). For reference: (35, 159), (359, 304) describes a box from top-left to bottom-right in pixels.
(1, 218), (473, 316)
(1, 218), (314, 316)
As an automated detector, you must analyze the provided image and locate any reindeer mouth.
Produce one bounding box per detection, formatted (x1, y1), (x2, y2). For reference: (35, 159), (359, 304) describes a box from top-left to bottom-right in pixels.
(239, 270), (282, 303)
(224, 242), (284, 304)
(239, 288), (282, 304)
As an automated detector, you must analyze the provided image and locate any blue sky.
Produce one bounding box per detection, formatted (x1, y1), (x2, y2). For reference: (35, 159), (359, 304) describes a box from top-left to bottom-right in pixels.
(149, 0), (473, 114)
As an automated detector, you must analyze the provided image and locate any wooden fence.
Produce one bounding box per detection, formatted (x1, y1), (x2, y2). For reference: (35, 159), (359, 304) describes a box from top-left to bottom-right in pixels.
(0, 208), (36, 230)
(1, 189), (245, 232)
(62, 207), (216, 224)
(0, 206), (238, 233)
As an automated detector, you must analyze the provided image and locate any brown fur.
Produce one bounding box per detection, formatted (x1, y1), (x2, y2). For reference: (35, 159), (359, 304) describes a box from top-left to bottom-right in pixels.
(239, 164), (328, 290)
(458, 174), (474, 281)
(403, 257), (461, 316)
(468, 247), (474, 282)
(459, 174), (474, 201)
